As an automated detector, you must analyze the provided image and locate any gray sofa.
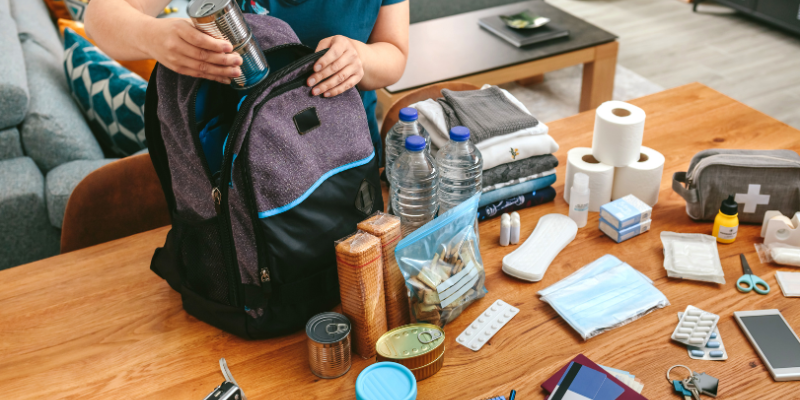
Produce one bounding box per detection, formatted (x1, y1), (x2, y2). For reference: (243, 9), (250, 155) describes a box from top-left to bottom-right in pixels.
(0, 0), (116, 270)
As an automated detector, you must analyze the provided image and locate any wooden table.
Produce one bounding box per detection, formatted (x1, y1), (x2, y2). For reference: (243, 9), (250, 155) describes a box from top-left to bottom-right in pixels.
(376, 1), (619, 120)
(3, 83), (800, 399)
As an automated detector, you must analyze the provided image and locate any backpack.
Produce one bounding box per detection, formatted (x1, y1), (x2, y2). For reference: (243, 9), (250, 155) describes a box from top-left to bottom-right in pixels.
(144, 14), (383, 339)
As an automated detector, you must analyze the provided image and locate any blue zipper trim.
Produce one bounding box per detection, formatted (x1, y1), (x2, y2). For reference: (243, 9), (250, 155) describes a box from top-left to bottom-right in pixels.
(258, 151), (375, 218)
(395, 194), (480, 253)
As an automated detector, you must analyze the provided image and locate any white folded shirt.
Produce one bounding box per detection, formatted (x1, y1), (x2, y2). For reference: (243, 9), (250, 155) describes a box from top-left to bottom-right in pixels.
(411, 85), (558, 170)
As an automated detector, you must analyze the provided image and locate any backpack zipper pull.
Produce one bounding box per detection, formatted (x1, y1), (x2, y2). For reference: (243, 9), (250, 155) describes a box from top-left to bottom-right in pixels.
(212, 187), (222, 214)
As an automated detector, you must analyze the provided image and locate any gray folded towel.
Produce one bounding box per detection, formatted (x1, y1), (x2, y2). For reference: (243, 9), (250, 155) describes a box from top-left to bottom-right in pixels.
(436, 86), (539, 143)
(482, 154), (558, 187)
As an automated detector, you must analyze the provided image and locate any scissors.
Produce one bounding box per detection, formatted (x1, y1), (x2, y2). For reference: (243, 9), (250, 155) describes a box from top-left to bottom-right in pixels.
(736, 253), (770, 294)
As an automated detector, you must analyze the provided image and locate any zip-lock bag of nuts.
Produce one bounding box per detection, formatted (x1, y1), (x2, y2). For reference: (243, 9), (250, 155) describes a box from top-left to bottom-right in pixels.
(395, 194), (487, 327)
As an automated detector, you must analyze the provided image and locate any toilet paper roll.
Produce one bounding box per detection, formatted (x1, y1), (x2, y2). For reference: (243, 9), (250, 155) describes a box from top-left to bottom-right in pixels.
(591, 101), (646, 167)
(564, 147), (614, 212)
(611, 146), (665, 206)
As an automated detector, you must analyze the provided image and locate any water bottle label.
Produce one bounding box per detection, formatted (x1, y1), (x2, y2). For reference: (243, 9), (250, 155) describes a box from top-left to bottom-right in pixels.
(573, 203), (589, 212)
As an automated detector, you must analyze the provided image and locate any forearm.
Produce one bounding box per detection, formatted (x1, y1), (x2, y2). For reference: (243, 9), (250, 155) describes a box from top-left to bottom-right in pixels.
(84, 0), (168, 60)
(353, 41), (407, 91)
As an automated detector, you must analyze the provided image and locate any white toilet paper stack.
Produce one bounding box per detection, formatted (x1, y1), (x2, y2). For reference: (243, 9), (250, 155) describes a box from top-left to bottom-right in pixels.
(564, 101), (665, 211)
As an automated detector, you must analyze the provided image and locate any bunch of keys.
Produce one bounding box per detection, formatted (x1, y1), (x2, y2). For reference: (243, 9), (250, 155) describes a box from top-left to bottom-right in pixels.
(666, 365), (719, 399)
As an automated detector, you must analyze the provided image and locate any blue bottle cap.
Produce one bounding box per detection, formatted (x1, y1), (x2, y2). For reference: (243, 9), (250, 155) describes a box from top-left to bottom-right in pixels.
(356, 362), (417, 400)
(399, 107), (418, 122)
(405, 135), (426, 151)
(449, 126), (470, 142)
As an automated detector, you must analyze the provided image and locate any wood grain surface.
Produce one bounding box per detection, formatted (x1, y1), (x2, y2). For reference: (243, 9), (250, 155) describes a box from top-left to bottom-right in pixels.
(2, 83), (800, 399)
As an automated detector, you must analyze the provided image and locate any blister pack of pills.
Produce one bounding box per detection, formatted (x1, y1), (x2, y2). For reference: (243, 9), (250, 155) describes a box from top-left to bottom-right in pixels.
(678, 312), (728, 360)
(456, 299), (519, 351)
(671, 306), (719, 347)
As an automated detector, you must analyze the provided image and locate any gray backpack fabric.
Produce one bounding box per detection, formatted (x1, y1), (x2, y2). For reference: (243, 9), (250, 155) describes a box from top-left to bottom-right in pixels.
(672, 149), (800, 223)
(144, 15), (382, 338)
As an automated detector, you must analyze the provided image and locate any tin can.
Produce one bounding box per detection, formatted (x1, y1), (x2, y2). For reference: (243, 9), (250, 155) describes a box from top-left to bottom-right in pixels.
(306, 312), (352, 379)
(188, 0), (251, 46)
(230, 35), (269, 90)
(376, 323), (445, 381)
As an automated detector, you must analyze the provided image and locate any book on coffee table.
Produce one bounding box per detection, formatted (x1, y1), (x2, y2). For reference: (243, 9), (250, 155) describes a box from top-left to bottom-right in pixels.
(479, 15), (569, 47)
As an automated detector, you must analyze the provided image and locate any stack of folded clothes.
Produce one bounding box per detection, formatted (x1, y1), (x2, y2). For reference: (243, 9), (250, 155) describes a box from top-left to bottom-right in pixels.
(411, 85), (559, 220)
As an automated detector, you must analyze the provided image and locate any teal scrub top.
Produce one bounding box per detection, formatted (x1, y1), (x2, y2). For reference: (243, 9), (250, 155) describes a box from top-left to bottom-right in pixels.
(242, 0), (406, 163)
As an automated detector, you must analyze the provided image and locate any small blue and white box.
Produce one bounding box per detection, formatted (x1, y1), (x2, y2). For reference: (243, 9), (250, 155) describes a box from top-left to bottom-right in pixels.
(599, 194), (652, 230)
(600, 218), (651, 243)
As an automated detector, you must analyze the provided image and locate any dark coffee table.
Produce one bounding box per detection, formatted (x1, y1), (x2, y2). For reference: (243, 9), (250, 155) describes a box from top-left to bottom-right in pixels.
(377, 0), (618, 118)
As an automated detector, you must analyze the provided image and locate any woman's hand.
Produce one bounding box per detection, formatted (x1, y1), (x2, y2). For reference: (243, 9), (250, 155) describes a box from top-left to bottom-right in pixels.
(145, 18), (243, 84)
(307, 35), (365, 97)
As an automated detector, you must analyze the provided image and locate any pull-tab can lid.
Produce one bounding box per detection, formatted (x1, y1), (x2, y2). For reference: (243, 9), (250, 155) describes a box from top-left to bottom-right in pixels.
(306, 312), (351, 344)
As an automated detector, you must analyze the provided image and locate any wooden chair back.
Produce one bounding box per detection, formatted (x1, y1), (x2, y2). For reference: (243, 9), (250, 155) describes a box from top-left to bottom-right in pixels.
(60, 153), (170, 253)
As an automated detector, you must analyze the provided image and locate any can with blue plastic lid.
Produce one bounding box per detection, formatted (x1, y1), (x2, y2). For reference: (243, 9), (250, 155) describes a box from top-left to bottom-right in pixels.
(356, 362), (417, 400)
(306, 312), (351, 379)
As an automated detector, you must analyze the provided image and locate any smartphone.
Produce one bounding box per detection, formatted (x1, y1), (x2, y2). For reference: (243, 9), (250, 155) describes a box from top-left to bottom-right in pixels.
(734, 309), (800, 381)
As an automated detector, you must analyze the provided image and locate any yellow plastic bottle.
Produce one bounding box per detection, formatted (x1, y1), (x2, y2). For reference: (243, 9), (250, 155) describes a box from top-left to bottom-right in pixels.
(712, 194), (739, 244)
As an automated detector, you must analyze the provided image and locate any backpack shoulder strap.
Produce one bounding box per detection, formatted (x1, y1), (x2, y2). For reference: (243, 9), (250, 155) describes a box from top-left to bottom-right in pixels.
(144, 65), (177, 214)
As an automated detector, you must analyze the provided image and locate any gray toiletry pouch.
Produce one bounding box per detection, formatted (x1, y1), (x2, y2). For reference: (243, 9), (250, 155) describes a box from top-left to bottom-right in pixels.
(672, 149), (800, 223)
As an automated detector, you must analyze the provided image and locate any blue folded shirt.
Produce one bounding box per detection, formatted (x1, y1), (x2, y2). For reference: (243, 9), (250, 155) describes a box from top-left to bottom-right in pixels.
(479, 174), (556, 207)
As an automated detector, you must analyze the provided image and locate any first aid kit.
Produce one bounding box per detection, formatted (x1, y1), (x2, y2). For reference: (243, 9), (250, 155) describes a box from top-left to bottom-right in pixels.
(145, 15), (382, 338)
(672, 149), (800, 223)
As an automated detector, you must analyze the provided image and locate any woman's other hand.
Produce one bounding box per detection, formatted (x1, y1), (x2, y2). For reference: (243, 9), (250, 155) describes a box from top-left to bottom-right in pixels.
(146, 19), (243, 84)
(307, 35), (365, 97)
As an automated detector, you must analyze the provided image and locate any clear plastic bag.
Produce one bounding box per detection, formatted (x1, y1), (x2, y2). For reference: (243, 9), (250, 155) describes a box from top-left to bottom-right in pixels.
(661, 231), (726, 284)
(395, 194), (487, 328)
(755, 242), (800, 267)
(538, 254), (670, 340)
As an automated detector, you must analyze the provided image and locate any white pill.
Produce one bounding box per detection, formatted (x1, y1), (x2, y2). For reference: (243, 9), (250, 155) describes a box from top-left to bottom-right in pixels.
(687, 309), (703, 316)
(485, 312), (491, 317)
(491, 306), (498, 312)
(678, 328), (693, 333)
(496, 301), (503, 306)
(458, 337), (465, 342)
(472, 344), (480, 349)
(689, 338), (705, 344)
(698, 321), (713, 326)
(682, 322), (697, 328)
(700, 314), (717, 321)
(491, 324), (497, 329)
(675, 333), (690, 339)
(695, 327), (711, 332)
(477, 318), (484, 324)
(478, 337), (485, 343)
(692, 332), (707, 338)
(504, 312), (511, 318)
(684, 316), (699, 322)
(484, 331), (491, 336)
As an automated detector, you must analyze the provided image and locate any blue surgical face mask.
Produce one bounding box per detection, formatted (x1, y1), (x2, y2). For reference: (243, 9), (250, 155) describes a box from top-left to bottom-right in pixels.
(539, 254), (670, 340)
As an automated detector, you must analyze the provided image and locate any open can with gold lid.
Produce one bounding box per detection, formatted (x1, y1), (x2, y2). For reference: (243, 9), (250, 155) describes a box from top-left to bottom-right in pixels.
(375, 323), (445, 381)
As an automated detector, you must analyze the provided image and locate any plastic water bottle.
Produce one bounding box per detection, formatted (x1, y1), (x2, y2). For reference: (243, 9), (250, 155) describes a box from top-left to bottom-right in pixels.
(436, 126), (483, 215)
(390, 135), (439, 236)
(384, 107), (430, 184)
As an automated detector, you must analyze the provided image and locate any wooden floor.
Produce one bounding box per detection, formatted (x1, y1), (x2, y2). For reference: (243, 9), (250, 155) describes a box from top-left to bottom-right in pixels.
(545, 0), (800, 129)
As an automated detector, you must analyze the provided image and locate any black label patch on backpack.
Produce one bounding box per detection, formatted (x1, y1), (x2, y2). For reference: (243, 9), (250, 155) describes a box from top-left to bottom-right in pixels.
(293, 107), (320, 135)
(354, 179), (376, 214)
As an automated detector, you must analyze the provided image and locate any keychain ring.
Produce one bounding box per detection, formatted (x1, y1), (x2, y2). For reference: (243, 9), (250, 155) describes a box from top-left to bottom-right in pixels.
(666, 365), (693, 383)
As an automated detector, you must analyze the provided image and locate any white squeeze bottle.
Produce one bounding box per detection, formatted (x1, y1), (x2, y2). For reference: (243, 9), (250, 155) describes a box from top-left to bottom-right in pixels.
(436, 126), (483, 215)
(569, 172), (590, 228)
(384, 107), (430, 184)
(390, 135), (439, 236)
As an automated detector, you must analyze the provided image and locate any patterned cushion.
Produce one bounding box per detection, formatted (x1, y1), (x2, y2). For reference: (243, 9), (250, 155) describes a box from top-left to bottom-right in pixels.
(65, 0), (88, 21)
(64, 28), (148, 157)
(57, 19), (157, 81)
